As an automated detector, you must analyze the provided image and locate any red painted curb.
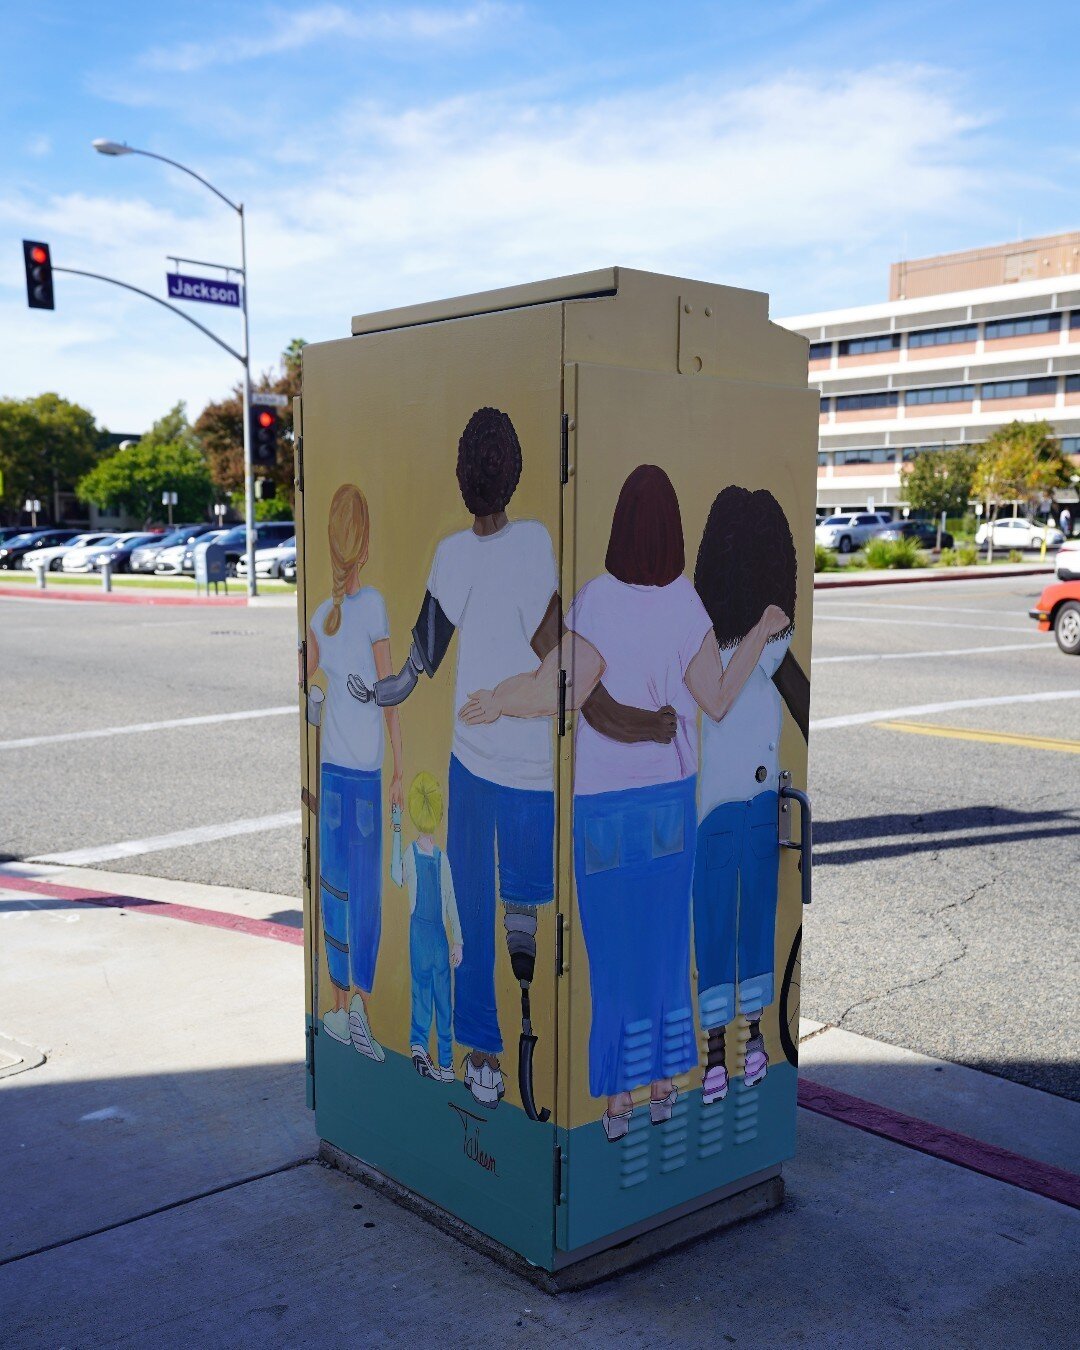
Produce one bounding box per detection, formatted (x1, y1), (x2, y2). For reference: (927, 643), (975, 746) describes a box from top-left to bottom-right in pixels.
(1, 873), (302, 946)
(798, 1077), (1080, 1211)
(815, 567), (1054, 590)
(0, 584), (247, 607)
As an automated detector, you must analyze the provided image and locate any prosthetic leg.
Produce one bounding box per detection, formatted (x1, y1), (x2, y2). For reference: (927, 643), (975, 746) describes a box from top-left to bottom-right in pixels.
(504, 904), (550, 1122)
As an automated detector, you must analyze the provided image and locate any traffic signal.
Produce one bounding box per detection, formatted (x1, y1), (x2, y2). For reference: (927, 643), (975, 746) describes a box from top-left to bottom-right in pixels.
(23, 240), (54, 310)
(249, 405), (278, 466)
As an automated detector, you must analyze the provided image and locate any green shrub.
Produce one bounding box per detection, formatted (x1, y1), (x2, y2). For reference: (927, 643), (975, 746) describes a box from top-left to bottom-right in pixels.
(939, 547), (958, 567)
(1007, 549), (1023, 563)
(946, 515), (977, 542)
(957, 543), (979, 566)
(864, 535), (928, 569)
(814, 543), (835, 572)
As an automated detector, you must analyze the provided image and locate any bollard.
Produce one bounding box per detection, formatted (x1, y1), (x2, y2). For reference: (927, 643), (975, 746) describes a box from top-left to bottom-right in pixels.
(30, 559), (47, 591)
(101, 561), (112, 593)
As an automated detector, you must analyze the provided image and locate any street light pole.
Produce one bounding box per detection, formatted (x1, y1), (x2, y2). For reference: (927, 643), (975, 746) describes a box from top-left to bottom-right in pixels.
(92, 140), (257, 597)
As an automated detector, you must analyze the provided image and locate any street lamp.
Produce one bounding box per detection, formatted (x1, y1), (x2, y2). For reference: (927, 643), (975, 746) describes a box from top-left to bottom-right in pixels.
(93, 138), (257, 596)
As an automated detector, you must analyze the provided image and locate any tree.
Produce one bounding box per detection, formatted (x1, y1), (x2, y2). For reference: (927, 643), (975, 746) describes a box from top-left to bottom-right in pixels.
(76, 403), (213, 525)
(902, 445), (978, 521)
(194, 339), (305, 505)
(0, 393), (104, 521)
(972, 420), (1070, 561)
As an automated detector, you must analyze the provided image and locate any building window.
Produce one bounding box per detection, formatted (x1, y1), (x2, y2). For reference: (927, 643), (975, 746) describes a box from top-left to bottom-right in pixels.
(1061, 436), (1080, 454)
(1070, 312), (1080, 330)
(819, 397), (831, 414)
(835, 391), (900, 412)
(839, 333), (900, 357)
(809, 341), (832, 361)
(907, 323), (978, 349)
(980, 377), (1057, 400)
(1065, 375), (1080, 394)
(983, 313), (1061, 341)
(818, 452), (831, 466)
(835, 449), (896, 465)
(904, 384), (975, 406)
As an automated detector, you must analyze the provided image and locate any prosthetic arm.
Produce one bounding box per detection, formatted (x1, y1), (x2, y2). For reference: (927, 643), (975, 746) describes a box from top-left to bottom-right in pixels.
(348, 591), (455, 707)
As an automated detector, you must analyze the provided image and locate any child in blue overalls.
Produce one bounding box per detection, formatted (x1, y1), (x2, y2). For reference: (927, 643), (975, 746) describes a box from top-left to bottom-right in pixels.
(391, 772), (463, 1082)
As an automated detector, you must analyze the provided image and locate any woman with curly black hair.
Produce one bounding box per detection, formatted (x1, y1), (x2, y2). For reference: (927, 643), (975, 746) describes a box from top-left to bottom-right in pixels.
(692, 486), (807, 1104)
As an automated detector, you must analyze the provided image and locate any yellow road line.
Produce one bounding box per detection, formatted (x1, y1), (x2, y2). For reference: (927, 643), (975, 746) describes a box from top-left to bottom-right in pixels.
(874, 721), (1080, 754)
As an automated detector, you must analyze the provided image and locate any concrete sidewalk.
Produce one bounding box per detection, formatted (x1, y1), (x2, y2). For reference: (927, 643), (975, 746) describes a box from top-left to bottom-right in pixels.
(1, 865), (1076, 1347)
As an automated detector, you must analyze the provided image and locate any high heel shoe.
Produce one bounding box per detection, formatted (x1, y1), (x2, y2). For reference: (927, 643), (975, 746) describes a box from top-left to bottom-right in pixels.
(649, 1086), (678, 1125)
(602, 1107), (633, 1142)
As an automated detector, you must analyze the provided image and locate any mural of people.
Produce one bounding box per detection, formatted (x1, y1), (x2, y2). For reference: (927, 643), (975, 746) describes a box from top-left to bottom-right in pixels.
(306, 483), (404, 1060)
(391, 772), (463, 1083)
(691, 486), (807, 1103)
(460, 466), (789, 1141)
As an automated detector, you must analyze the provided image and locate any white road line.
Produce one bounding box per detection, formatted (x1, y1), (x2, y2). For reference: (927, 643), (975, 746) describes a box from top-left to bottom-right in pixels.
(815, 641), (1057, 664)
(0, 706), (295, 752)
(31, 811), (301, 866)
(810, 688), (1080, 732)
(814, 614), (1034, 634)
(815, 600), (1035, 617)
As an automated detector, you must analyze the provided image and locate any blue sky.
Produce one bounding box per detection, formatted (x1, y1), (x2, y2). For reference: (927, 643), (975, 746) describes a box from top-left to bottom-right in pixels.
(4, 0), (1078, 431)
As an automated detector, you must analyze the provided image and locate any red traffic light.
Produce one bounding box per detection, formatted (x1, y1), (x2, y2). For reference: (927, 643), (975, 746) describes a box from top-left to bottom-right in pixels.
(30, 245), (48, 265)
(258, 411), (274, 428)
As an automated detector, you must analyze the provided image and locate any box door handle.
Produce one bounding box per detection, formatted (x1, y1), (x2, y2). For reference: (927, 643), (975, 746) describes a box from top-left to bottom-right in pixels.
(780, 783), (813, 906)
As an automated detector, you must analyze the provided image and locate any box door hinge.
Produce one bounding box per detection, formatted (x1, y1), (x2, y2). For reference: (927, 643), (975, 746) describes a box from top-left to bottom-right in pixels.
(305, 1020), (315, 1077)
(555, 912), (565, 976)
(557, 668), (567, 736)
(295, 432), (304, 495)
(553, 1143), (565, 1206)
(559, 412), (569, 486)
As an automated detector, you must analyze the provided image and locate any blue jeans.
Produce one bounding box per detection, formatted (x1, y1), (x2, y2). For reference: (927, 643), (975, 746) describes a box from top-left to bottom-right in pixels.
(319, 763), (382, 993)
(573, 777), (697, 1098)
(693, 790), (779, 1030)
(446, 755), (554, 1054)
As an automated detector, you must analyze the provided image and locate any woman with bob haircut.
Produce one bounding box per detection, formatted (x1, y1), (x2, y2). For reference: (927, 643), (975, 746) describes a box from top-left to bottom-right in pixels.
(692, 485), (807, 1104)
(306, 483), (404, 1062)
(460, 465), (788, 1141)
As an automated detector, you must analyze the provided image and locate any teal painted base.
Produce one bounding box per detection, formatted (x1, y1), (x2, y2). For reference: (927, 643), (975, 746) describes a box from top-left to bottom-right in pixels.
(315, 1030), (796, 1272)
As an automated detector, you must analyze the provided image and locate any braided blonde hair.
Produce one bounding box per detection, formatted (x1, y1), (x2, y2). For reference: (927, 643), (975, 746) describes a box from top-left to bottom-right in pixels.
(324, 483), (370, 636)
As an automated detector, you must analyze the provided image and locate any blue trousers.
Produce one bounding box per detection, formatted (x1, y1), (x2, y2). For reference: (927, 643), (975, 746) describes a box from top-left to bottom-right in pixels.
(319, 763), (382, 993)
(446, 755), (554, 1054)
(693, 790), (779, 1030)
(574, 776), (697, 1098)
(410, 918), (453, 1067)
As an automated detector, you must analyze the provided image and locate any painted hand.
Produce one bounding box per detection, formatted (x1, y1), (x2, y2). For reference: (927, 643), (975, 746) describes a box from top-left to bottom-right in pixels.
(650, 705), (678, 744)
(389, 775), (404, 811)
(458, 689), (501, 725)
(762, 605), (791, 638)
(450, 943), (463, 969)
(347, 673), (375, 703)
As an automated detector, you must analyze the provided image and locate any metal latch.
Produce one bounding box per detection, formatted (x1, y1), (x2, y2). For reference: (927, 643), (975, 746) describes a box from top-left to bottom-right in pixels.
(779, 769), (813, 906)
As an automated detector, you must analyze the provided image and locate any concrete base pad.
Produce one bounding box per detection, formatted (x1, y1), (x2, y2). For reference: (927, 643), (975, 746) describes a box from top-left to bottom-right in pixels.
(319, 1140), (783, 1291)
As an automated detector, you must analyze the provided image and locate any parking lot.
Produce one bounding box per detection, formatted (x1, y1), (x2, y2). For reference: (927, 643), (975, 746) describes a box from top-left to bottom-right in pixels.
(1, 573), (1077, 1101)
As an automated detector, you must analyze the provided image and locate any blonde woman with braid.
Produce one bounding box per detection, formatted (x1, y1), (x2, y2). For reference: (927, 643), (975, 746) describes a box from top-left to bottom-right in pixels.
(306, 484), (404, 1060)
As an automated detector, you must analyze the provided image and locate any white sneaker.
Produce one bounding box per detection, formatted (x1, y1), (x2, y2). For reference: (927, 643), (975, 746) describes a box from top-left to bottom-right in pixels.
(463, 1055), (504, 1109)
(322, 1009), (351, 1044)
(411, 1044), (437, 1079)
(433, 1064), (455, 1085)
(349, 994), (385, 1062)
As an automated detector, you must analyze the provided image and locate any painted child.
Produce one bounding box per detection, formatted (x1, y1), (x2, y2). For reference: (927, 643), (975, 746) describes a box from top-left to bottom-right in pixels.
(391, 772), (463, 1083)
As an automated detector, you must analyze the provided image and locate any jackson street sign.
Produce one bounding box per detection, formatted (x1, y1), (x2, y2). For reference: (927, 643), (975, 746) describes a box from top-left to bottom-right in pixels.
(166, 272), (241, 307)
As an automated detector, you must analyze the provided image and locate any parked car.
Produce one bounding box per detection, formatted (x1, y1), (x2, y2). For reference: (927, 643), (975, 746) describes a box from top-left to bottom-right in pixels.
(236, 537), (296, 580)
(0, 529), (82, 570)
(61, 534), (121, 572)
(22, 532), (116, 572)
(975, 518), (1064, 551)
(1055, 539), (1080, 581)
(876, 520), (954, 550)
(280, 554), (297, 584)
(215, 522), (295, 574)
(130, 524), (216, 574)
(85, 533), (162, 573)
(1029, 580), (1080, 655)
(155, 529), (230, 575)
(814, 512), (891, 554)
(0, 526), (30, 545)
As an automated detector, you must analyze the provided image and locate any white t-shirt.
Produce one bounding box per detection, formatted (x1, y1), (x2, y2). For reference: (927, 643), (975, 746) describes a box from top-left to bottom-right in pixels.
(699, 634), (791, 816)
(567, 573), (713, 797)
(312, 588), (389, 773)
(430, 520), (558, 791)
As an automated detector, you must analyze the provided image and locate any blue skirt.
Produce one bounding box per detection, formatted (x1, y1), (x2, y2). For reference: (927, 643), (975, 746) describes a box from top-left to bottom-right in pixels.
(574, 776), (697, 1097)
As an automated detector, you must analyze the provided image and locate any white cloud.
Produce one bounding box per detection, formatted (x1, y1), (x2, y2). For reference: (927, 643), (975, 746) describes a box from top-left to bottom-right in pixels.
(3, 63), (1010, 428)
(26, 133), (52, 158)
(139, 2), (516, 73)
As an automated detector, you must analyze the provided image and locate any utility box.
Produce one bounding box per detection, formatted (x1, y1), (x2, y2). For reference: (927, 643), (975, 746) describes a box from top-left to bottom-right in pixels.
(193, 540), (227, 592)
(296, 268), (816, 1284)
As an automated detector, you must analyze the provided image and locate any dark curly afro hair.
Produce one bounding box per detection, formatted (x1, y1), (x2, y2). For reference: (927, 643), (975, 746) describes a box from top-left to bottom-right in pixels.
(694, 486), (796, 649)
(456, 407), (523, 516)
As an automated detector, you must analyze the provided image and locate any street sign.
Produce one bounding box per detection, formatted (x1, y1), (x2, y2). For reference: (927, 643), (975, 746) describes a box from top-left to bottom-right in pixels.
(251, 392), (289, 407)
(166, 272), (240, 307)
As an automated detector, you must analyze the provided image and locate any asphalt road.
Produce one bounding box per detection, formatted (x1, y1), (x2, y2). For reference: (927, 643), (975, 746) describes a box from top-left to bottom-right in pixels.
(2, 576), (1078, 1099)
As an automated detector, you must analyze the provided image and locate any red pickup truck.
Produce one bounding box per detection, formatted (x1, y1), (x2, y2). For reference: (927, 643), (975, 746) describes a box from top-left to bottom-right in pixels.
(1029, 580), (1080, 655)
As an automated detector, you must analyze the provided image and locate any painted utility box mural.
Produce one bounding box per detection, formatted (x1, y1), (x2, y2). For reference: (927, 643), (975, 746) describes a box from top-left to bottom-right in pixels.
(297, 268), (817, 1275)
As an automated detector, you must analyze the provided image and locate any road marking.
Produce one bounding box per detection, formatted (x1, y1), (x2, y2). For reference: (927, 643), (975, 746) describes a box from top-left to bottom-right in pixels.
(815, 641), (1056, 664)
(31, 811), (301, 866)
(816, 600), (1038, 618)
(0, 706), (295, 752)
(814, 614), (1034, 634)
(875, 721), (1080, 754)
(810, 688), (1080, 731)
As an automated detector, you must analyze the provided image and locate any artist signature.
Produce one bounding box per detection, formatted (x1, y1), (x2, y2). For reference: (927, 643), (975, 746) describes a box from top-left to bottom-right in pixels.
(449, 1102), (498, 1176)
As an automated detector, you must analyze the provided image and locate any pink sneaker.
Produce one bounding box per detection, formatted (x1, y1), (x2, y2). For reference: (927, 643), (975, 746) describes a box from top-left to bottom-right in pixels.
(702, 1064), (729, 1104)
(744, 1036), (769, 1087)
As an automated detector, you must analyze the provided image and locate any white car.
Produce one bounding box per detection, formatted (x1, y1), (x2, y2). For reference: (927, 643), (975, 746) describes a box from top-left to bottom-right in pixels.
(236, 538), (296, 580)
(1056, 538), (1080, 580)
(975, 518), (1064, 551)
(60, 534), (122, 572)
(21, 533), (114, 572)
(814, 512), (892, 554)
